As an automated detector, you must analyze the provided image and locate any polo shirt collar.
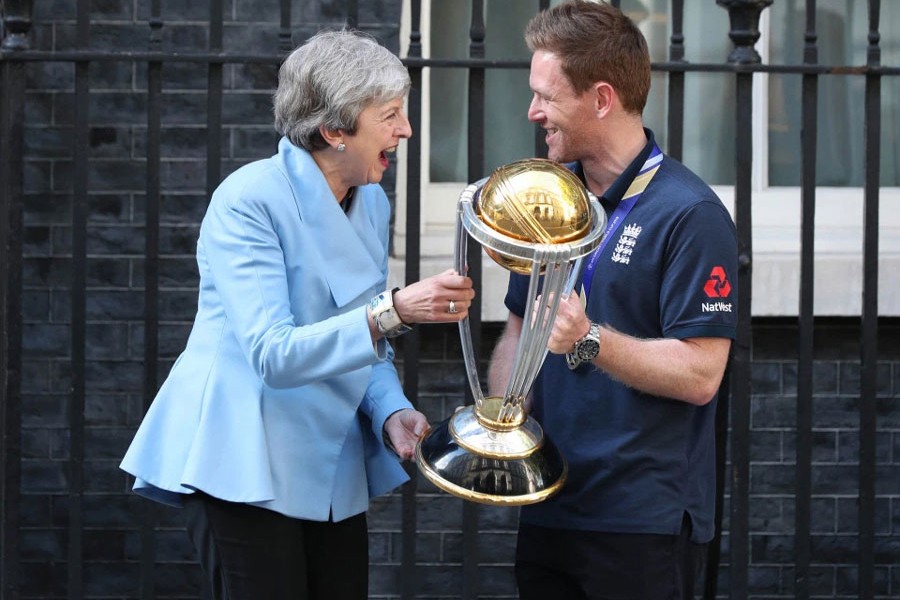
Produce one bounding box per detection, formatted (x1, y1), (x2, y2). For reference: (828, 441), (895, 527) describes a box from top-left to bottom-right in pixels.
(568, 127), (657, 210)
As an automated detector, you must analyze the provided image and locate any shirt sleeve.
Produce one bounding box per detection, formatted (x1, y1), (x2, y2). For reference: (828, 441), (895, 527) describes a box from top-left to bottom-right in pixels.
(503, 272), (531, 319)
(660, 200), (739, 340)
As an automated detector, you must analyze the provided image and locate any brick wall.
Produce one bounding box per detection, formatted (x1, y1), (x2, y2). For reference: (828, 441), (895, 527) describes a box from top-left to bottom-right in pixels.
(375, 321), (900, 600)
(736, 320), (900, 599)
(17, 0), (407, 597)
(17, 315), (900, 598)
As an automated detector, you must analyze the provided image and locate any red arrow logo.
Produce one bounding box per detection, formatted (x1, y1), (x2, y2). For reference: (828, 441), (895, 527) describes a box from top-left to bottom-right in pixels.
(704, 266), (732, 298)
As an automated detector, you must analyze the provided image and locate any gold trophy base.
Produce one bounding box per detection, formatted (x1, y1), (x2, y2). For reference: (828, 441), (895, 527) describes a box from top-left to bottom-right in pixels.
(415, 397), (567, 506)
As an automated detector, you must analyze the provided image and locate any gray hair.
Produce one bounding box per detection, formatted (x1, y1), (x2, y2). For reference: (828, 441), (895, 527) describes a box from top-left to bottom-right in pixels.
(274, 30), (411, 151)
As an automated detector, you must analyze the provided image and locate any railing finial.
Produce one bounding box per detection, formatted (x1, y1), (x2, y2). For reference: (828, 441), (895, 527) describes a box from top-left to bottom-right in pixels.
(717, 0), (773, 65)
(1, 0), (34, 50)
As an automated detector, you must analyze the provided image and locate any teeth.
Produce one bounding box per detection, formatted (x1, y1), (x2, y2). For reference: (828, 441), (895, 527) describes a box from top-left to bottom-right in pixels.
(385, 147), (397, 153)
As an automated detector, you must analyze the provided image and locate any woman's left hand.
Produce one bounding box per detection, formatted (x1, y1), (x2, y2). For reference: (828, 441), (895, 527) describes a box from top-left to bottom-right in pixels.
(384, 408), (429, 460)
(392, 269), (475, 324)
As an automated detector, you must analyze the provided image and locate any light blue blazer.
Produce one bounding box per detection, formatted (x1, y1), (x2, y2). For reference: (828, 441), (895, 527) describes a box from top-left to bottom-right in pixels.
(120, 137), (412, 522)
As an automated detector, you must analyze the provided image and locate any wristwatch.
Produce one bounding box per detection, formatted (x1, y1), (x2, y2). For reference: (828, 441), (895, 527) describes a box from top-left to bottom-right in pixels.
(369, 287), (413, 338)
(566, 322), (601, 370)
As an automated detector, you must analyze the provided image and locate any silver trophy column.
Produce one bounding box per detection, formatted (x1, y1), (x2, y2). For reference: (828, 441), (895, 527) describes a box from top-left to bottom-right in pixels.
(416, 159), (607, 506)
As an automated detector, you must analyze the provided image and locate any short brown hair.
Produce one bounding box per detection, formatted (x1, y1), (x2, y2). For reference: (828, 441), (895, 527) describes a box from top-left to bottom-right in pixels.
(525, 0), (650, 115)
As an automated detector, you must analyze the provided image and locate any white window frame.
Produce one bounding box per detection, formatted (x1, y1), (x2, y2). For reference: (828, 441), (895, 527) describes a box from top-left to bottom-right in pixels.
(392, 2), (900, 320)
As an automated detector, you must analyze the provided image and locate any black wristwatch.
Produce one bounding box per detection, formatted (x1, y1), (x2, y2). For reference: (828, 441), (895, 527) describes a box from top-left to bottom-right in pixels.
(566, 322), (601, 370)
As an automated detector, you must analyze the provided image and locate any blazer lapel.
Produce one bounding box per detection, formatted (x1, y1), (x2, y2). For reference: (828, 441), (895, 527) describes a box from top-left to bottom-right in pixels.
(276, 139), (385, 308)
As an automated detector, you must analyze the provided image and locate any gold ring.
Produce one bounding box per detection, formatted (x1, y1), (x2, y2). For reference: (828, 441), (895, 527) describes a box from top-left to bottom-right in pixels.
(448, 300), (458, 314)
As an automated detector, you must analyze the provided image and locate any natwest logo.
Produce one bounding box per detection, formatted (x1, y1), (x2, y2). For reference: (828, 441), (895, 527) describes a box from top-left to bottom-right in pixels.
(703, 266), (732, 298)
(702, 301), (733, 313)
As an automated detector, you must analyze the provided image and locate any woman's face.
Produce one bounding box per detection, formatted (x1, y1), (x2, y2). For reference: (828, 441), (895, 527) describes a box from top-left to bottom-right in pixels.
(342, 97), (412, 187)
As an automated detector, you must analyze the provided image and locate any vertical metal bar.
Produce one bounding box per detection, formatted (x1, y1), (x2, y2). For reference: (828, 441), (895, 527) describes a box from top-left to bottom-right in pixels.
(795, 2), (818, 599)
(703, 0), (739, 530)
(858, 1), (881, 597)
(716, 2), (772, 598)
(462, 3), (485, 598)
(702, 6), (727, 594)
(400, 2), (423, 598)
(139, 6), (164, 599)
(346, 0), (358, 29)
(0, 5), (31, 596)
(705, 365), (730, 600)
(69, 0), (92, 595)
(206, 0), (224, 198)
(728, 66), (753, 600)
(666, 0), (685, 161)
(0, 62), (24, 600)
(533, 0), (550, 158)
(199, 8), (222, 597)
(278, 0), (292, 55)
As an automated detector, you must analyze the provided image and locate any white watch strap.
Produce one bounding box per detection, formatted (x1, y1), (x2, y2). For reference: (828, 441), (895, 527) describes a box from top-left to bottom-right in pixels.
(369, 288), (412, 338)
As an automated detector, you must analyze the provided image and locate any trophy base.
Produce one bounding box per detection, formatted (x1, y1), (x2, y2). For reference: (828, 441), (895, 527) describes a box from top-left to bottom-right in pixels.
(415, 401), (567, 506)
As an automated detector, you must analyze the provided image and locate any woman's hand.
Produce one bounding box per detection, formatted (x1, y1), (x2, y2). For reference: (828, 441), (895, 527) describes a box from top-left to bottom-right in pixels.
(392, 269), (475, 324)
(384, 408), (429, 460)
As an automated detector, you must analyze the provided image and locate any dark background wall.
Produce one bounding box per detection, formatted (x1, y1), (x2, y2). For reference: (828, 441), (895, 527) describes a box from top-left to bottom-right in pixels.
(18, 317), (900, 598)
(8, 0), (900, 597)
(389, 321), (900, 599)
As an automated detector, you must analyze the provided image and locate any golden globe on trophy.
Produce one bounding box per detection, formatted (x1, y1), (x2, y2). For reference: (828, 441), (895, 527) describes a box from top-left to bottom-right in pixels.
(415, 158), (607, 505)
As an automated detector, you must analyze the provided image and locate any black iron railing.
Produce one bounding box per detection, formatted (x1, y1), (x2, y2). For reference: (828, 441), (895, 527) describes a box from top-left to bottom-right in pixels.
(0, 0), (893, 598)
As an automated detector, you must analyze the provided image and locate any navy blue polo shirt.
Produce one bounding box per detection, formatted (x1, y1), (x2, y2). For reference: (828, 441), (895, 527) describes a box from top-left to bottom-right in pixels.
(504, 129), (737, 543)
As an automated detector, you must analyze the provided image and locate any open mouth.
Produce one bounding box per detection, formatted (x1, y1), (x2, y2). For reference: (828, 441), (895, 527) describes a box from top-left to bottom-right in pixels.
(380, 146), (397, 168)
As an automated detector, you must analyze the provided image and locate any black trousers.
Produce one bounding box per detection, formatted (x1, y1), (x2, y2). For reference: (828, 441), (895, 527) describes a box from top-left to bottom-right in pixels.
(183, 492), (368, 600)
(515, 514), (707, 600)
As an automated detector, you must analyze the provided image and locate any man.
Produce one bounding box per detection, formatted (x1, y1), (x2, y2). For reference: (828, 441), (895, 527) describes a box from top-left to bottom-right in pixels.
(487, 2), (738, 599)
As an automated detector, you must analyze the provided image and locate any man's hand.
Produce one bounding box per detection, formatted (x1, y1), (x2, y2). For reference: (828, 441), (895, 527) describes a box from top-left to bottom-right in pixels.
(384, 408), (429, 460)
(545, 293), (591, 354)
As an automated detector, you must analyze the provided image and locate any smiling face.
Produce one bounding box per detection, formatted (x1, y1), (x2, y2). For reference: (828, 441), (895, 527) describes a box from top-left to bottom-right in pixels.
(527, 50), (597, 164)
(341, 97), (412, 187)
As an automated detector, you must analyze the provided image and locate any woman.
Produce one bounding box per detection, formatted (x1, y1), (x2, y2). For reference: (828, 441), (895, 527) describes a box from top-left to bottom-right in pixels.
(120, 30), (474, 599)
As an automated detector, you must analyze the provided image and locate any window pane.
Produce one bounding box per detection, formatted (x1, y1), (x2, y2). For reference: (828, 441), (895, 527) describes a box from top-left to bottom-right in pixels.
(429, 1), (469, 182)
(483, 7), (533, 175)
(768, 0), (900, 186)
(428, 1), (535, 183)
(428, 1), (900, 187)
(636, 0), (735, 185)
(678, 2), (735, 185)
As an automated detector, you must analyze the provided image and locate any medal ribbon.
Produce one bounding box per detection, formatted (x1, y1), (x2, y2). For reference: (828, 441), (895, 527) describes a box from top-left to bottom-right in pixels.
(580, 144), (663, 300)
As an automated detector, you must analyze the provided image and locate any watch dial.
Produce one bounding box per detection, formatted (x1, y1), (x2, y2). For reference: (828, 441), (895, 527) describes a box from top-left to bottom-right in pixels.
(577, 340), (599, 360)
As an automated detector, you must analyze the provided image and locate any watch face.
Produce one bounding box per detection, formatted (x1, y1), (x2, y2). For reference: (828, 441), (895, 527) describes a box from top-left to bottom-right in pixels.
(370, 292), (388, 313)
(576, 339), (600, 361)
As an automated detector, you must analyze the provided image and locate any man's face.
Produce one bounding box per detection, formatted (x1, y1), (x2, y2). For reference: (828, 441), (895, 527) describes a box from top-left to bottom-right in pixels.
(527, 50), (595, 163)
